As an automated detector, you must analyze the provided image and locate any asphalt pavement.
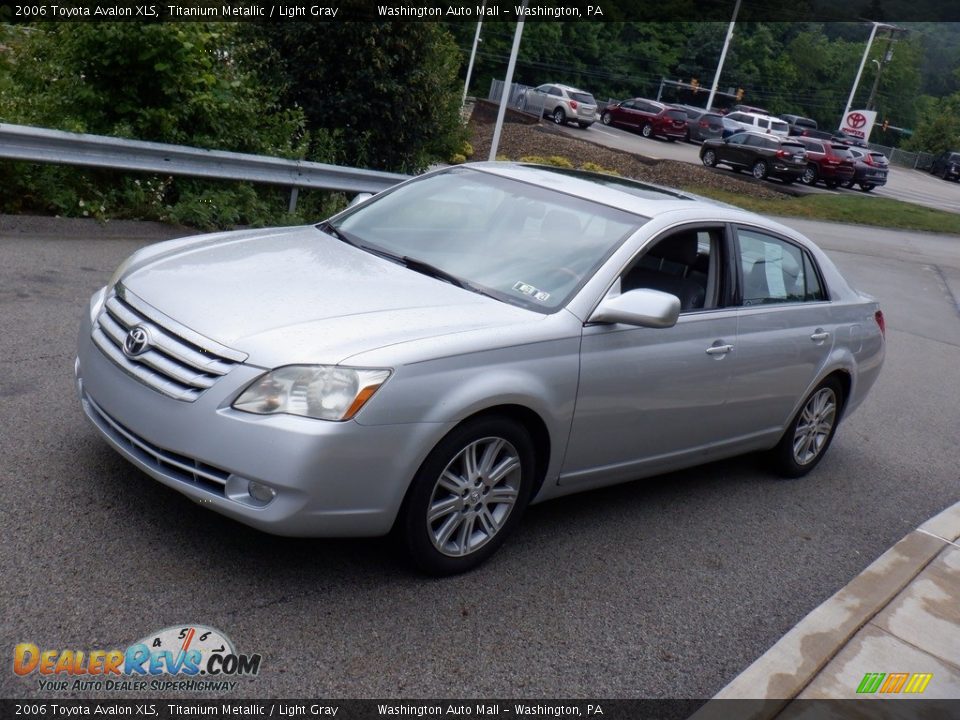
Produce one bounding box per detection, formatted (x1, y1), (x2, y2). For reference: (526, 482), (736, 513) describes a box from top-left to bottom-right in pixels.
(1, 213), (958, 701)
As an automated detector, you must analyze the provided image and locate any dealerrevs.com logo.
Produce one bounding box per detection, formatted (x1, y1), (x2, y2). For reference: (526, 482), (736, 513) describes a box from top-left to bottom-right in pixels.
(13, 625), (262, 692)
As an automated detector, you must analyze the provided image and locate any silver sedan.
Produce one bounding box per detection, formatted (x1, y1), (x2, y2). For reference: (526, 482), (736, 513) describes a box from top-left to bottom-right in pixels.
(75, 163), (885, 574)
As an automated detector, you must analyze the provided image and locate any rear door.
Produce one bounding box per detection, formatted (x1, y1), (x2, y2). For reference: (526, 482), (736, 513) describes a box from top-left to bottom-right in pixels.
(724, 226), (835, 439)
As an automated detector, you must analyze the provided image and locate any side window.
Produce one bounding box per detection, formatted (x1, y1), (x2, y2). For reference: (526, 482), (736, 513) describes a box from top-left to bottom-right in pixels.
(620, 227), (725, 312)
(622, 101), (636, 110)
(548, 86), (563, 97)
(744, 135), (764, 147)
(727, 133), (748, 145)
(737, 229), (824, 305)
(758, 118), (769, 129)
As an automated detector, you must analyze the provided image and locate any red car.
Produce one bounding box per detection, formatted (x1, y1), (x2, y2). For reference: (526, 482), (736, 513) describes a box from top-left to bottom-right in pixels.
(795, 138), (856, 188)
(600, 98), (687, 141)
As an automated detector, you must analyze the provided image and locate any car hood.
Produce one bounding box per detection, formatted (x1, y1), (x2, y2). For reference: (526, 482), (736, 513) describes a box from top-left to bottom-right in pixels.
(120, 225), (541, 368)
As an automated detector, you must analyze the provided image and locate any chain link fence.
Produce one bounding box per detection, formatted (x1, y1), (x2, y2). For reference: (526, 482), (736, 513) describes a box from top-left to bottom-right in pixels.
(865, 142), (935, 171)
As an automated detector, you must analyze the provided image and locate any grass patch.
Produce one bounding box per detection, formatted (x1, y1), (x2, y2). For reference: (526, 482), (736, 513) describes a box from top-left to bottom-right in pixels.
(683, 185), (960, 235)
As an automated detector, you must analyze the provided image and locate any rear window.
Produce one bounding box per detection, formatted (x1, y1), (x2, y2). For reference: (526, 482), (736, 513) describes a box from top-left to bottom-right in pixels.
(782, 143), (805, 153)
(666, 110), (686, 121)
(794, 118), (817, 128)
(771, 121), (789, 133)
(831, 146), (854, 158)
(571, 92), (596, 105)
(869, 152), (887, 162)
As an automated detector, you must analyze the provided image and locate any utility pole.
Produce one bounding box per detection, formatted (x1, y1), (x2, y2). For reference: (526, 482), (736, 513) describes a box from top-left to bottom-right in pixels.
(462, 3), (485, 106)
(866, 26), (903, 111)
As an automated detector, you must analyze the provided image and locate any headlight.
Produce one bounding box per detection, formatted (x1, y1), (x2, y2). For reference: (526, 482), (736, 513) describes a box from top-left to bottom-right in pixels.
(233, 365), (391, 421)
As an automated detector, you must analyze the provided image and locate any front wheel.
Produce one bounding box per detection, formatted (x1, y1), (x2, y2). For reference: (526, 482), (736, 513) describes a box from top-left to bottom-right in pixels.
(752, 160), (768, 180)
(701, 149), (717, 167)
(860, 183), (875, 192)
(771, 377), (844, 478)
(601, 111), (612, 126)
(641, 123), (654, 138)
(552, 108), (566, 125)
(398, 416), (536, 575)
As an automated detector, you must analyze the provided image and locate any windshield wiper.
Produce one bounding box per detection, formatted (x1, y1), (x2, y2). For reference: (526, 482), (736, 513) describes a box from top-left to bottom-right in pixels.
(318, 224), (477, 293)
(400, 256), (470, 289)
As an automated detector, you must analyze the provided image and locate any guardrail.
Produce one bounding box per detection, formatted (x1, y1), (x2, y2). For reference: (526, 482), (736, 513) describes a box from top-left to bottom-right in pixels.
(0, 123), (410, 211)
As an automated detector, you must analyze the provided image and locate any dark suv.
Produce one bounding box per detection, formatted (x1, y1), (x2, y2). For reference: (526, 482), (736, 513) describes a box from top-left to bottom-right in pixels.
(780, 114), (819, 136)
(845, 147), (889, 192)
(930, 151), (960, 181)
(795, 138), (856, 188)
(699, 131), (807, 182)
(600, 99), (687, 141)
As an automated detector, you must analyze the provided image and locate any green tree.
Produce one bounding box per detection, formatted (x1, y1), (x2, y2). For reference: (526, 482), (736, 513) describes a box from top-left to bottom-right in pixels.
(247, 23), (465, 173)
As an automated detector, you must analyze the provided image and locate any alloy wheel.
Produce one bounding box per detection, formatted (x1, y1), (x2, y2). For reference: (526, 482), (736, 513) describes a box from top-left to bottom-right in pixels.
(792, 388), (837, 466)
(427, 436), (521, 557)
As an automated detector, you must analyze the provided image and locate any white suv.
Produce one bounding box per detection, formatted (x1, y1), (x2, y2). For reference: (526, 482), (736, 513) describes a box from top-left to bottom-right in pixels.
(522, 83), (598, 129)
(724, 111), (790, 137)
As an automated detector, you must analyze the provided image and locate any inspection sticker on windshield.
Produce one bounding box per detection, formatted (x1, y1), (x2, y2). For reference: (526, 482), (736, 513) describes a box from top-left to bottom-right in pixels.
(513, 281), (550, 302)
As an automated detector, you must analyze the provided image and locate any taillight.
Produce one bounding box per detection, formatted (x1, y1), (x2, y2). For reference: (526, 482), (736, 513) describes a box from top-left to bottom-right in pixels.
(875, 310), (886, 339)
(699, 120), (709, 128)
(864, 154), (875, 166)
(776, 149), (788, 158)
(569, 100), (578, 110)
(826, 157), (840, 165)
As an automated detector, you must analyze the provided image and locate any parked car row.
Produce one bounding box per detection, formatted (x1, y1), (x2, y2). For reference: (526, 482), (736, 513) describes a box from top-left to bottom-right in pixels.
(522, 84), (892, 194)
(699, 131), (887, 192)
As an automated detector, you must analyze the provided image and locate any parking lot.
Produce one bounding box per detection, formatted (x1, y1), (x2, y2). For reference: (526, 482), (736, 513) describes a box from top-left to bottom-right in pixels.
(556, 122), (960, 213)
(1, 213), (959, 700)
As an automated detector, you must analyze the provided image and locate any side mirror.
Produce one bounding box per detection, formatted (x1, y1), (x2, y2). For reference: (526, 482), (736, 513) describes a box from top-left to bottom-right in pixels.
(589, 288), (680, 328)
(348, 192), (374, 208)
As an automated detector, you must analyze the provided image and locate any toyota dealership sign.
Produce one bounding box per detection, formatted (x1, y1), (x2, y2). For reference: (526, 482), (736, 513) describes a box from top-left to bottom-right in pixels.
(840, 109), (877, 141)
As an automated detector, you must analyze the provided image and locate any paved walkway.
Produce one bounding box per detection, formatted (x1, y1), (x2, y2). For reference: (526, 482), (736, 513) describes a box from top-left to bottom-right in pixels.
(692, 500), (960, 718)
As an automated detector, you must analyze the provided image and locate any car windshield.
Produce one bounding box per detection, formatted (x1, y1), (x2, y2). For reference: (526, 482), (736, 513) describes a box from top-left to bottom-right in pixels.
(571, 92), (596, 105)
(329, 168), (645, 313)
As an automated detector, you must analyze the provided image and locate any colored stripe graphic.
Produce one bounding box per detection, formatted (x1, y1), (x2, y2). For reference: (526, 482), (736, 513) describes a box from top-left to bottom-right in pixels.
(857, 673), (885, 694)
(880, 673), (909, 693)
(904, 673), (933, 694)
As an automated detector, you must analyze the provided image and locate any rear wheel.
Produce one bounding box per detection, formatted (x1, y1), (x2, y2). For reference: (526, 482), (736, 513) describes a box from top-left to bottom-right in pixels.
(752, 160), (769, 180)
(641, 123), (654, 138)
(701, 149), (717, 167)
(552, 107), (566, 125)
(801, 166), (818, 186)
(398, 416), (536, 575)
(771, 377), (844, 478)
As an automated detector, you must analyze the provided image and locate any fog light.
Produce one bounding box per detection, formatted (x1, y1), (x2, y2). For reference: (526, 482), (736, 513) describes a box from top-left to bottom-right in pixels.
(248, 480), (277, 504)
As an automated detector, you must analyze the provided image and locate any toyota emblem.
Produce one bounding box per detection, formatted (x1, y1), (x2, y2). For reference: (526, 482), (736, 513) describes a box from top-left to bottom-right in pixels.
(847, 112), (867, 129)
(123, 325), (151, 358)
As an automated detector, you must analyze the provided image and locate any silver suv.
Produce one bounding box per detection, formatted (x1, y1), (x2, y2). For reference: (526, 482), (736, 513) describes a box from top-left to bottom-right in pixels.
(522, 83), (597, 129)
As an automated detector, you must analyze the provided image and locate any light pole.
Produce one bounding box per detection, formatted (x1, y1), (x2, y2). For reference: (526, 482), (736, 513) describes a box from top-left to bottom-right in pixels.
(489, 2), (528, 161)
(705, 0), (742, 112)
(462, 3), (485, 106)
(866, 27), (902, 112)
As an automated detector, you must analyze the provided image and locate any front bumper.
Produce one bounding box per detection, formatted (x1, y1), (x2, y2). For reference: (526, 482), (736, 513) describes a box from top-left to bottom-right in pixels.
(76, 309), (453, 537)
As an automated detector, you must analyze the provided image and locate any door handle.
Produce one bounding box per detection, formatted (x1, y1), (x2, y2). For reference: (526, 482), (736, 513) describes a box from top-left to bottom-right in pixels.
(810, 330), (830, 343)
(705, 344), (734, 356)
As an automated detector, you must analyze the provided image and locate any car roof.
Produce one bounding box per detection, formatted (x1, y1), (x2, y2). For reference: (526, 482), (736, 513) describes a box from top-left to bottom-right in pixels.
(552, 83), (593, 95)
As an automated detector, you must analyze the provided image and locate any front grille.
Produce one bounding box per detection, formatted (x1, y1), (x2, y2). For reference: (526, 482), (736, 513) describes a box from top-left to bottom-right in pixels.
(92, 286), (245, 402)
(84, 393), (228, 495)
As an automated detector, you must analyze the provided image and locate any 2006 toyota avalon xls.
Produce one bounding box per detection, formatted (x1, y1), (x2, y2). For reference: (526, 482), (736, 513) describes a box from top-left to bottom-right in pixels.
(76, 163), (885, 575)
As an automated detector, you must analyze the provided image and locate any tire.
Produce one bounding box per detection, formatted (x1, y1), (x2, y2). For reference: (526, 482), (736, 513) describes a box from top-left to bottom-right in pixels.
(578, 121), (592, 129)
(771, 377), (844, 478)
(701, 149), (717, 167)
(666, 137), (676, 143)
(641, 123), (654, 138)
(398, 416), (536, 576)
(752, 160), (768, 180)
(826, 180), (840, 189)
(860, 183), (875, 192)
(801, 165), (818, 186)
(841, 180), (854, 189)
(601, 111), (612, 126)
(552, 107), (566, 125)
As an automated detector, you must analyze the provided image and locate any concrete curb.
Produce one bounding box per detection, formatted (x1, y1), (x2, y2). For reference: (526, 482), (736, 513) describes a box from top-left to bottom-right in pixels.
(690, 500), (960, 719)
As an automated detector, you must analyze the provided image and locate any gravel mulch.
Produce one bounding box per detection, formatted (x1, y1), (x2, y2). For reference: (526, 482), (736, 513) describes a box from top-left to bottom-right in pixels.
(468, 116), (788, 201)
